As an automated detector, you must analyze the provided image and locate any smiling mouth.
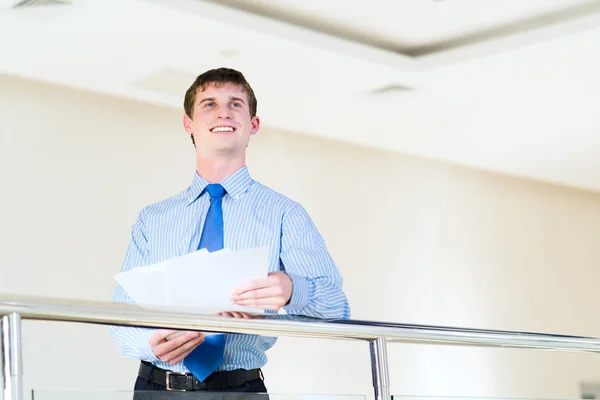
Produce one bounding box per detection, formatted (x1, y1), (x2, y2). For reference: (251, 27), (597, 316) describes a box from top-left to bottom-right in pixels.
(211, 126), (236, 133)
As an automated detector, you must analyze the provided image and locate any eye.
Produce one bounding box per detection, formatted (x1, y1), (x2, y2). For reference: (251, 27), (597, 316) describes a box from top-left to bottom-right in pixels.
(230, 102), (242, 108)
(204, 102), (216, 107)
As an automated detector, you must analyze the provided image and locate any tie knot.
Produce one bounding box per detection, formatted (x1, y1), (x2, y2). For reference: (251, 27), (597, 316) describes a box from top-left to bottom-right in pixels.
(205, 184), (226, 199)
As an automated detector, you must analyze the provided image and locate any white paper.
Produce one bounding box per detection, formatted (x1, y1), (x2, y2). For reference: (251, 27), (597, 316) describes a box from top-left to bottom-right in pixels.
(114, 262), (167, 305)
(114, 247), (270, 315)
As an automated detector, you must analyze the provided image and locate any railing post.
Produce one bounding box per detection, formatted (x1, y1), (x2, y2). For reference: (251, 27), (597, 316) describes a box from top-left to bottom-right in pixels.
(369, 337), (391, 400)
(2, 313), (23, 400)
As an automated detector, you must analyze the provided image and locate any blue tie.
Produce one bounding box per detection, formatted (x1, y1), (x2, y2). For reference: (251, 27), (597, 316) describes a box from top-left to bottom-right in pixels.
(183, 183), (227, 381)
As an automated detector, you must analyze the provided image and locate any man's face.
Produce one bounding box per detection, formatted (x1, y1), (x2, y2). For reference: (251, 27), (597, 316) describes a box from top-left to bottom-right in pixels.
(183, 83), (260, 157)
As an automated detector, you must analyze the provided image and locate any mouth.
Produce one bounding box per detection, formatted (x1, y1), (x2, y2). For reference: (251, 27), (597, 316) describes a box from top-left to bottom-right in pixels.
(210, 126), (236, 133)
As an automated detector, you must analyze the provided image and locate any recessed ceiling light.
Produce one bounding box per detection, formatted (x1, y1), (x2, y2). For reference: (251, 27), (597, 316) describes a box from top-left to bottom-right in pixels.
(12, 0), (71, 8)
(218, 50), (239, 58)
(133, 68), (196, 98)
(369, 84), (414, 95)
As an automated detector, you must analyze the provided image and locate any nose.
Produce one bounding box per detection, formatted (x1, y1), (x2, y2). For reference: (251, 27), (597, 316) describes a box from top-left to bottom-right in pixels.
(217, 107), (233, 119)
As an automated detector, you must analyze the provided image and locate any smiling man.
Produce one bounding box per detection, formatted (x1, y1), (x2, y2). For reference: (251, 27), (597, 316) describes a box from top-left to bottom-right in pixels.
(110, 68), (351, 398)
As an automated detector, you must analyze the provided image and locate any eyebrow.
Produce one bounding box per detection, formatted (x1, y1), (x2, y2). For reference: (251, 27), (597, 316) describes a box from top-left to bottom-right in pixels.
(198, 96), (247, 105)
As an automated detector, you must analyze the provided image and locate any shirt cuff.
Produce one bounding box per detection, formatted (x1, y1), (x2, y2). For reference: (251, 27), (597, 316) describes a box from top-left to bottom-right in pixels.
(284, 273), (310, 311)
(141, 328), (160, 363)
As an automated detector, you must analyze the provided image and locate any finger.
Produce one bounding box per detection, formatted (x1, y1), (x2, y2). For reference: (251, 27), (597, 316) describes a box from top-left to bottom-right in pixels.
(162, 334), (204, 363)
(231, 287), (279, 301)
(170, 345), (200, 365)
(165, 331), (186, 341)
(171, 336), (206, 364)
(219, 311), (245, 319)
(231, 277), (271, 296)
(154, 331), (202, 358)
(233, 297), (283, 310)
(167, 335), (205, 364)
(219, 312), (235, 318)
(163, 335), (205, 365)
(149, 329), (180, 347)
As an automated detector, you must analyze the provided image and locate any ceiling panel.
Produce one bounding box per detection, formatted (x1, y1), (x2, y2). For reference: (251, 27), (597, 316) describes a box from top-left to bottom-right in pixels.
(207, 0), (600, 54)
(0, 0), (600, 192)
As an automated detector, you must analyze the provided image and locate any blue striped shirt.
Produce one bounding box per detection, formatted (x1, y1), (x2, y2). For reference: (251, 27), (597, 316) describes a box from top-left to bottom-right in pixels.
(110, 166), (350, 373)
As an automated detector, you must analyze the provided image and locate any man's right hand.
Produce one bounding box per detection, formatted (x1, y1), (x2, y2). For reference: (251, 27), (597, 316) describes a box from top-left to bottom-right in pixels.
(149, 330), (204, 365)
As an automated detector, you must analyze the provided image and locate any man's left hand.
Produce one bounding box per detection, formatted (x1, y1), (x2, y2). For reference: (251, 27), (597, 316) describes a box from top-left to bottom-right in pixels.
(231, 272), (292, 310)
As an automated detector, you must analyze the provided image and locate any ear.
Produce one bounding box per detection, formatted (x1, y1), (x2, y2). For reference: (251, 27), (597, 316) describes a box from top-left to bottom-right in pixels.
(183, 114), (193, 134)
(250, 116), (260, 136)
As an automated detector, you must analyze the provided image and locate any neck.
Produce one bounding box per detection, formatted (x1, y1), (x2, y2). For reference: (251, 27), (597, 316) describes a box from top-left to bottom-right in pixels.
(196, 154), (245, 183)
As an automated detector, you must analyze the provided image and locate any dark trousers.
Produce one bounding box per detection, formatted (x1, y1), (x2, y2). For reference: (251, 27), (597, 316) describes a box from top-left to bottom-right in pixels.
(133, 374), (268, 400)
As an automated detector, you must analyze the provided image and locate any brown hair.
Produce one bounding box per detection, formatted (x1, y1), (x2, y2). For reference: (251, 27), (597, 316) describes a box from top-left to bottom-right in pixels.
(184, 67), (258, 119)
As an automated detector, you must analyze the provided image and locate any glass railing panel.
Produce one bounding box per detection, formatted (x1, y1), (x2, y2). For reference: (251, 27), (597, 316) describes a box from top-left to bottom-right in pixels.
(32, 391), (365, 400)
(393, 397), (586, 400)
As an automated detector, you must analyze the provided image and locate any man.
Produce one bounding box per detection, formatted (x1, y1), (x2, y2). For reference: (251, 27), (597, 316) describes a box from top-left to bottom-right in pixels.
(110, 68), (351, 397)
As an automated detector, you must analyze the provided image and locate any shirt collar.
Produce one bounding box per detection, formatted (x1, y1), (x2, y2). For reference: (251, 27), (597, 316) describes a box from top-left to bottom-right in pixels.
(187, 165), (253, 205)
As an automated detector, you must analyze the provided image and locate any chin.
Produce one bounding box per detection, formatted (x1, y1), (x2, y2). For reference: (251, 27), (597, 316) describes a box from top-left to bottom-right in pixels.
(213, 145), (242, 155)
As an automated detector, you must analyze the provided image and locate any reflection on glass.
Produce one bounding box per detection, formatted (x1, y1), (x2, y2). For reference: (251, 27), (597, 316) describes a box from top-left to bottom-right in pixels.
(32, 391), (364, 400)
(392, 397), (586, 400)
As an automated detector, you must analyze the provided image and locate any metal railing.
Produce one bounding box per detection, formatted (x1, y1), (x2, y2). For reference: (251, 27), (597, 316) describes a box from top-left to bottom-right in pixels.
(3, 294), (600, 400)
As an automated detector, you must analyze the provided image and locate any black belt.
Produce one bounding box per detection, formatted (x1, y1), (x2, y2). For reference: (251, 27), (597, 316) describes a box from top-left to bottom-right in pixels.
(138, 361), (262, 391)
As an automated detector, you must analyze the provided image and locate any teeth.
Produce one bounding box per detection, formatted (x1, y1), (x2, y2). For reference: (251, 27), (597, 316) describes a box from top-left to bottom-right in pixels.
(211, 126), (234, 132)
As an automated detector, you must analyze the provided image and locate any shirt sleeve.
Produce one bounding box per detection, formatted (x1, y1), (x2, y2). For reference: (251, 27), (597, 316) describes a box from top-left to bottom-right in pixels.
(109, 209), (160, 363)
(280, 203), (351, 320)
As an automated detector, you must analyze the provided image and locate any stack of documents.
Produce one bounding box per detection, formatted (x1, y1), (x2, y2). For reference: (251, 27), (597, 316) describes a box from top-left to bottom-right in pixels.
(114, 246), (270, 315)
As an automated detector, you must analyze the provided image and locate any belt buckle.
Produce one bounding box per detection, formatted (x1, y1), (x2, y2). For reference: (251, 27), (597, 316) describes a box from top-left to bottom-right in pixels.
(165, 371), (187, 391)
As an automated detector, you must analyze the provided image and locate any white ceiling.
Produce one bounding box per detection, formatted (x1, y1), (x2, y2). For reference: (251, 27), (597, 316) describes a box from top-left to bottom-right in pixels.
(1, 0), (600, 192)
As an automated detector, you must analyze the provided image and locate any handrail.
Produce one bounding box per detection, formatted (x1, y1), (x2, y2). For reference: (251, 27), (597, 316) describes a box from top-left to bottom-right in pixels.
(3, 293), (600, 400)
(1, 294), (600, 352)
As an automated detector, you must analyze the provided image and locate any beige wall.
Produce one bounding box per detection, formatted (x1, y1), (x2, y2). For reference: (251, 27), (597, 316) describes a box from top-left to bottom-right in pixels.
(1, 73), (600, 399)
